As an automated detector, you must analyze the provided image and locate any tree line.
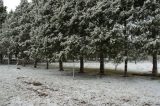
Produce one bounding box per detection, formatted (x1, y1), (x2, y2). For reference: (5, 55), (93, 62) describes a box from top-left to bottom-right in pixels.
(0, 0), (160, 76)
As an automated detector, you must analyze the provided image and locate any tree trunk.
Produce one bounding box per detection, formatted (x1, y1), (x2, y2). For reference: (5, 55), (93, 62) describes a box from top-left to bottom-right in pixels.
(152, 53), (158, 76)
(123, 15), (128, 77)
(99, 52), (104, 75)
(8, 54), (10, 65)
(34, 59), (38, 68)
(16, 58), (20, 69)
(22, 58), (26, 67)
(0, 54), (3, 64)
(79, 55), (84, 73)
(59, 59), (64, 71)
(8, 54), (12, 65)
(124, 58), (128, 77)
(46, 59), (49, 69)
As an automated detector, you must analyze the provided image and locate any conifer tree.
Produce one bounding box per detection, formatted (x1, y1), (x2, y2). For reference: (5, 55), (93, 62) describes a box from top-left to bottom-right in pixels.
(132, 0), (160, 76)
(0, 0), (7, 63)
(88, 0), (117, 74)
(65, 0), (92, 73)
(114, 0), (134, 76)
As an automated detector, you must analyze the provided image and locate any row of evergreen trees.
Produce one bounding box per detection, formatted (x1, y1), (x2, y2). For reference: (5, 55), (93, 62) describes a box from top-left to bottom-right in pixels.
(0, 0), (160, 76)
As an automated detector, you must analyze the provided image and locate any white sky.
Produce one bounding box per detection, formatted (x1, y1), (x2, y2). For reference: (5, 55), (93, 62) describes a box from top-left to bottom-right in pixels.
(3, 0), (32, 12)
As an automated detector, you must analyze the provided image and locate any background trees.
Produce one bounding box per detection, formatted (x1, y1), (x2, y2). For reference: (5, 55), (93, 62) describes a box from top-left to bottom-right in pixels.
(1, 0), (159, 76)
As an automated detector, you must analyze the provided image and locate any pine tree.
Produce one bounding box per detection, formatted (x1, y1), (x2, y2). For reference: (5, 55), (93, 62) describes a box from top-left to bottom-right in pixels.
(113, 0), (134, 77)
(0, 0), (7, 64)
(29, 0), (46, 68)
(54, 0), (77, 71)
(87, 0), (117, 75)
(134, 0), (160, 76)
(0, 0), (6, 28)
(65, 0), (92, 73)
(35, 0), (51, 69)
(1, 11), (16, 64)
(18, 0), (32, 66)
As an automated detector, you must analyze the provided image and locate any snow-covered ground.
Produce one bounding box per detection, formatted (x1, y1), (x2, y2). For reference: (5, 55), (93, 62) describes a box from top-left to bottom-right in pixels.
(0, 63), (160, 106)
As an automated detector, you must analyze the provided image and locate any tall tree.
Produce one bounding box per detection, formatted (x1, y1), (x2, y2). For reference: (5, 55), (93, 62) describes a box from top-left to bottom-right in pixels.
(114, 0), (134, 76)
(88, 0), (117, 75)
(0, 0), (7, 64)
(54, 0), (77, 71)
(0, 0), (6, 28)
(134, 0), (160, 76)
(65, 0), (92, 73)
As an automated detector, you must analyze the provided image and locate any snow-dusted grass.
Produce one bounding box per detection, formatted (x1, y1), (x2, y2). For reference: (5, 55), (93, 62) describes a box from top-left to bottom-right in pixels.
(0, 64), (160, 106)
(51, 61), (160, 73)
